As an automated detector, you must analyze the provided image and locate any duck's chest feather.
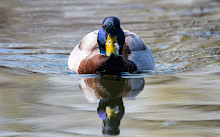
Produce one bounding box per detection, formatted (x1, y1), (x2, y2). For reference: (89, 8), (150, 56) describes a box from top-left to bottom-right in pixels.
(78, 54), (137, 74)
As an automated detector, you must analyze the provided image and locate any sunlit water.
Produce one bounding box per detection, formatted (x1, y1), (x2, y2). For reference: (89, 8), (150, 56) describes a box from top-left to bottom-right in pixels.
(0, 0), (220, 136)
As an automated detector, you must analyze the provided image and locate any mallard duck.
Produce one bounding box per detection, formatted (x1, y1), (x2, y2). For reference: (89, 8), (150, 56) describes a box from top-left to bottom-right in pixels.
(68, 16), (154, 74)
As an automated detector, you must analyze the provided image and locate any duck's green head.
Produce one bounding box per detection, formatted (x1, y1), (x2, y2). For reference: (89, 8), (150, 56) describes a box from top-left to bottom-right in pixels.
(98, 17), (125, 57)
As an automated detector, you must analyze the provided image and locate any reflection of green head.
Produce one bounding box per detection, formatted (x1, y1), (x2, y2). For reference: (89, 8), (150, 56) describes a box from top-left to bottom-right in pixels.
(103, 116), (120, 135)
(97, 97), (124, 135)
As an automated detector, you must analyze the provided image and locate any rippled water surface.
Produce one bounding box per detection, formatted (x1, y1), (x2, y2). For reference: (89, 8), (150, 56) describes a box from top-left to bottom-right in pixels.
(0, 0), (220, 136)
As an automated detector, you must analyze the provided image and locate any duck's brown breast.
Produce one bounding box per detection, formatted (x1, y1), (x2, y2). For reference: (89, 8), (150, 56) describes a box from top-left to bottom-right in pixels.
(78, 54), (137, 74)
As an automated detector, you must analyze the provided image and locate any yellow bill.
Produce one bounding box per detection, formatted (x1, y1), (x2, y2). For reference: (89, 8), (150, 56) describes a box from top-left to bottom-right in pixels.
(106, 106), (116, 119)
(105, 34), (118, 57)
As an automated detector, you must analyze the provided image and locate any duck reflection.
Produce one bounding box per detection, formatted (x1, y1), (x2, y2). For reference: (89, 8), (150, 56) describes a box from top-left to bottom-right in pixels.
(79, 77), (144, 135)
(97, 97), (124, 135)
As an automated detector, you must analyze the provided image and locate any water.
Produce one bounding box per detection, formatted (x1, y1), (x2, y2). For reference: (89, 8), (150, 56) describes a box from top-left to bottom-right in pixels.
(0, 0), (220, 136)
(1, 69), (220, 136)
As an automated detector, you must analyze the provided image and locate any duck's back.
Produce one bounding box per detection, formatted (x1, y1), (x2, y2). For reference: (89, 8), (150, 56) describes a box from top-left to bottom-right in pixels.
(68, 31), (99, 72)
(123, 30), (154, 70)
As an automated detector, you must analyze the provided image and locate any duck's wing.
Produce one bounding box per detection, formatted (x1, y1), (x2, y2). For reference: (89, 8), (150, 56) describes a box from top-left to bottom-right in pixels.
(123, 30), (155, 70)
(68, 30), (99, 72)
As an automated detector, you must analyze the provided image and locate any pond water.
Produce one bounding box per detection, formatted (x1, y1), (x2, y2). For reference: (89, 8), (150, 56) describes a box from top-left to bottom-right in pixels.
(0, 0), (220, 136)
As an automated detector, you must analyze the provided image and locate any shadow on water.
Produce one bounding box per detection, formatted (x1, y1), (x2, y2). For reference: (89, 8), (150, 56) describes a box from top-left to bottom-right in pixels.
(79, 76), (144, 135)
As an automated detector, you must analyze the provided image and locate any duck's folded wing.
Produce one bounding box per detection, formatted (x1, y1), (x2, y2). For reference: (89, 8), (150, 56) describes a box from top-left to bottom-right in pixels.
(124, 30), (155, 70)
(68, 31), (99, 72)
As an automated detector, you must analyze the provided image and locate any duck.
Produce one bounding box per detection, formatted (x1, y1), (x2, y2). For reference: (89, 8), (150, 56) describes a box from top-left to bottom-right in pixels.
(68, 16), (154, 74)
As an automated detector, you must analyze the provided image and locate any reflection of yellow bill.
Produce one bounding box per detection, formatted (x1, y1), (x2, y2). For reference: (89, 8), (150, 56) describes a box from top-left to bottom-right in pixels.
(105, 34), (118, 57)
(106, 106), (116, 119)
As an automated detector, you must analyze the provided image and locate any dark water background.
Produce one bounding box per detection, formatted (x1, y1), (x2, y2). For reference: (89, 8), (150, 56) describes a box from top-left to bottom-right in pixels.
(0, 0), (220, 136)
